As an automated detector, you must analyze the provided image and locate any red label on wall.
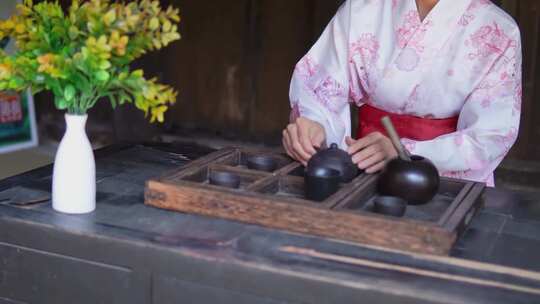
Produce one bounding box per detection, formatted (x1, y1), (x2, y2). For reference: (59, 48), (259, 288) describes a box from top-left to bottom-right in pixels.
(0, 92), (23, 123)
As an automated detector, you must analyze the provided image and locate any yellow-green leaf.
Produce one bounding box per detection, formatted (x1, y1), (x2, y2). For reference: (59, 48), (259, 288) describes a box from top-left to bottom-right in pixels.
(149, 17), (159, 30)
(68, 26), (78, 39)
(103, 10), (116, 26)
(95, 70), (110, 82)
(99, 60), (111, 70)
(162, 20), (171, 32)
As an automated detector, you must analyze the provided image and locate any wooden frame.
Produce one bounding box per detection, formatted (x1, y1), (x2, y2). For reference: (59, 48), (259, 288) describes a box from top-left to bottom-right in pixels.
(145, 147), (485, 255)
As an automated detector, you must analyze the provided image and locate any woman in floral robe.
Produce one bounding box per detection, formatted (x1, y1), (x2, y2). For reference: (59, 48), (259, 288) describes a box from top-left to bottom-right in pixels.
(282, 0), (522, 186)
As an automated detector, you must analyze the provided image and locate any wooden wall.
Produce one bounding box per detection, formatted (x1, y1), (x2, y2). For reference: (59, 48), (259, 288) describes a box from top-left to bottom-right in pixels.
(497, 0), (540, 161)
(103, 0), (343, 144)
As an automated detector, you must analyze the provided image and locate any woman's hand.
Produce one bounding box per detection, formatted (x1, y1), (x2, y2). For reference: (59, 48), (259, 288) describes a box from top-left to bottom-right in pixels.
(346, 132), (398, 173)
(282, 117), (326, 165)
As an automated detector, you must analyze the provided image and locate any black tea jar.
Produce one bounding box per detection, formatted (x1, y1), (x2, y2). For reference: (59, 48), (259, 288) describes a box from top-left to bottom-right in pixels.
(377, 155), (439, 205)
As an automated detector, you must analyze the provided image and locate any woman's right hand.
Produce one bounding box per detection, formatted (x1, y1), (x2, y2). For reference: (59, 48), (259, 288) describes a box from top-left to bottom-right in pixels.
(282, 117), (326, 165)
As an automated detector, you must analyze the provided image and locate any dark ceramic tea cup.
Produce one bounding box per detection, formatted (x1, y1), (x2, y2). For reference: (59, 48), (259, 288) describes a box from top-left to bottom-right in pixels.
(209, 171), (241, 189)
(373, 196), (407, 217)
(247, 155), (278, 172)
(305, 167), (341, 202)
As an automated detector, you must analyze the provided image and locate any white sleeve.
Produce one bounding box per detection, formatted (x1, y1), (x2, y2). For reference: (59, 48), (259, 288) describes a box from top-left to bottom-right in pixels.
(402, 28), (522, 182)
(289, 0), (360, 149)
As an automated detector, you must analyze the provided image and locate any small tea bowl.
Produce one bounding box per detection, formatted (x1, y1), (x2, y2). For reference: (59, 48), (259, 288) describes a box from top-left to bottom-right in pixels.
(247, 155), (278, 172)
(373, 196), (407, 217)
(209, 171), (241, 189)
(305, 167), (341, 202)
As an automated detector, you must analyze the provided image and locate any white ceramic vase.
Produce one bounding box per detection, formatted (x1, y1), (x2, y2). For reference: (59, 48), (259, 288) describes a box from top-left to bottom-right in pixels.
(52, 113), (96, 214)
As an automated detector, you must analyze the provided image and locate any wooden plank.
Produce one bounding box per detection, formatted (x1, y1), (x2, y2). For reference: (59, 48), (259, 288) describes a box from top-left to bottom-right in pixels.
(325, 173), (374, 209)
(279, 246), (540, 296)
(159, 147), (237, 181)
(443, 182), (486, 232)
(273, 162), (302, 176)
(245, 174), (279, 192)
(145, 179), (456, 255)
(437, 181), (475, 227)
(208, 164), (271, 180)
(333, 174), (379, 210)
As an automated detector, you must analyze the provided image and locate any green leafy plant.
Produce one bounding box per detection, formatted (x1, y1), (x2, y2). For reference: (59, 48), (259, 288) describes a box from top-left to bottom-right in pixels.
(0, 0), (180, 122)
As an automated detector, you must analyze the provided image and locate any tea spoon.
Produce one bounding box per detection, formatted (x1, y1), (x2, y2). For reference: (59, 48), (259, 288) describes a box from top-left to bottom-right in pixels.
(381, 116), (411, 161)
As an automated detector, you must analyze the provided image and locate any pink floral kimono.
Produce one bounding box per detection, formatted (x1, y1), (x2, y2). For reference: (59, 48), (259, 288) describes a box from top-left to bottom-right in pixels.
(289, 0), (522, 186)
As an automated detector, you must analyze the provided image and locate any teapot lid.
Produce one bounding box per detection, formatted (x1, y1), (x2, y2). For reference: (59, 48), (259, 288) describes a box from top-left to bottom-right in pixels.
(314, 143), (345, 158)
(307, 143), (358, 182)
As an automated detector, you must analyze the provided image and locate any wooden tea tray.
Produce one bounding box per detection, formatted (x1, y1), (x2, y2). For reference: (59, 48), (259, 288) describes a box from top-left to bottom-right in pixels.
(144, 147), (485, 255)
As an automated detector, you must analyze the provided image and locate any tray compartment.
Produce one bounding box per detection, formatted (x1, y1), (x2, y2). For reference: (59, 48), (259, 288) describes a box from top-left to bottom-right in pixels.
(215, 149), (292, 173)
(256, 176), (306, 200)
(284, 163), (365, 183)
(252, 176), (342, 209)
(286, 164), (306, 177)
(335, 177), (476, 224)
(179, 165), (267, 190)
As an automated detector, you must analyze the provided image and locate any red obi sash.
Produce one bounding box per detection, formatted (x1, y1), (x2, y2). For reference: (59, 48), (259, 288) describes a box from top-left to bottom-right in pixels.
(357, 104), (458, 141)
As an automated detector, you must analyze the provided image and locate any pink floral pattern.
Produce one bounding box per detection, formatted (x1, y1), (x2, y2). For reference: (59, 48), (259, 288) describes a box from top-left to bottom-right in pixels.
(394, 10), (433, 71)
(470, 0), (492, 9)
(396, 48), (420, 72)
(348, 79), (363, 106)
(459, 0), (492, 26)
(459, 13), (475, 26)
(441, 170), (469, 180)
(497, 127), (518, 150)
(396, 10), (432, 52)
(313, 76), (347, 114)
(294, 56), (319, 79)
(468, 22), (514, 59)
(467, 151), (489, 170)
(470, 79), (506, 108)
(349, 33), (380, 95)
(469, 41), (519, 110)
(294, 55), (346, 114)
(350, 33), (380, 67)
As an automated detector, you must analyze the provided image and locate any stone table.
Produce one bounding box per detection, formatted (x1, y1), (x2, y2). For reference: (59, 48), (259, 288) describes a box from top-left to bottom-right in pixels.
(0, 143), (539, 304)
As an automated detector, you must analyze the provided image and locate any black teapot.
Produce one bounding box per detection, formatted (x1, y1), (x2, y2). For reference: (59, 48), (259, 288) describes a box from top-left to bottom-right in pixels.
(377, 155), (439, 205)
(306, 143), (359, 183)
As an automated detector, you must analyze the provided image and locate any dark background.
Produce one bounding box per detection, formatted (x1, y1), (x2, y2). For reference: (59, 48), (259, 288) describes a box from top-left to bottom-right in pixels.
(35, 0), (540, 186)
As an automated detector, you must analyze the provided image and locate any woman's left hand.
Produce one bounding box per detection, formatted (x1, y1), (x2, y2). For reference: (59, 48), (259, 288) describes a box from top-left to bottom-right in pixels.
(346, 132), (398, 173)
